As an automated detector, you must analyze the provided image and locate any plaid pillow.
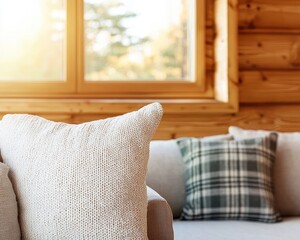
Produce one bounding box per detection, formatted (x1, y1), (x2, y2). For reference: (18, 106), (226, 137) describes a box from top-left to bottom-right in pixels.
(177, 133), (281, 223)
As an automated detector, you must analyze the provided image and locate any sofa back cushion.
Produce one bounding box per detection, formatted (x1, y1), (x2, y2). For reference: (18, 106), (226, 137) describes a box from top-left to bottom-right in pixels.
(0, 162), (21, 240)
(0, 103), (162, 239)
(147, 134), (232, 218)
(147, 140), (185, 218)
(229, 126), (300, 216)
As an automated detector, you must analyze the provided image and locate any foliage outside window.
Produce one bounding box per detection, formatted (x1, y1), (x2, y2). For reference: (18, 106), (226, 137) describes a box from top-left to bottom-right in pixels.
(84, 0), (195, 82)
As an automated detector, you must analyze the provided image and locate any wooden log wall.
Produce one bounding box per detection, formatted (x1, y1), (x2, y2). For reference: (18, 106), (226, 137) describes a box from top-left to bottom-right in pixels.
(2, 0), (300, 139)
(158, 0), (300, 138)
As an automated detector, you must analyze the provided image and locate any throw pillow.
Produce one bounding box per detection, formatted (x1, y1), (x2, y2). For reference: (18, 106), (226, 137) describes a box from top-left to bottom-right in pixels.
(229, 126), (300, 216)
(147, 134), (233, 218)
(0, 103), (162, 239)
(0, 162), (21, 240)
(177, 134), (281, 223)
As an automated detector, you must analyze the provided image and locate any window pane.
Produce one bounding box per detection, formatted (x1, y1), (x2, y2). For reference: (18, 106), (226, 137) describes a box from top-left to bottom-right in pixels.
(0, 0), (66, 81)
(84, 0), (195, 82)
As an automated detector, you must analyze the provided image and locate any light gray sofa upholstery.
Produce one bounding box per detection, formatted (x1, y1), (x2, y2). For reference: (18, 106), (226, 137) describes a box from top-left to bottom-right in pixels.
(173, 217), (300, 240)
(147, 139), (300, 240)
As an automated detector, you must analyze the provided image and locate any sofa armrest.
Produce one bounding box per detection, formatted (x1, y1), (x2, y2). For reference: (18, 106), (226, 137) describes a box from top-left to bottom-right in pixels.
(147, 186), (174, 240)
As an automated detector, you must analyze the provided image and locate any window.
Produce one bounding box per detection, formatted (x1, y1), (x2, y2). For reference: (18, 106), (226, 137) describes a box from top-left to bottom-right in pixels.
(0, 0), (206, 98)
(84, 0), (195, 82)
(0, 0), (238, 114)
(77, 0), (206, 97)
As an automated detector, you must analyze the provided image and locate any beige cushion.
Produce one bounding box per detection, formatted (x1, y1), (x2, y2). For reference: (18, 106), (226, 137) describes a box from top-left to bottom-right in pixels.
(0, 103), (162, 239)
(0, 162), (21, 240)
(229, 126), (300, 216)
(147, 187), (174, 240)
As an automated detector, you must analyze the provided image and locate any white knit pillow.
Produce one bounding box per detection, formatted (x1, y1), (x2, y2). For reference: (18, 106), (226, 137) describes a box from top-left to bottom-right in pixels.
(0, 163), (21, 240)
(0, 103), (162, 239)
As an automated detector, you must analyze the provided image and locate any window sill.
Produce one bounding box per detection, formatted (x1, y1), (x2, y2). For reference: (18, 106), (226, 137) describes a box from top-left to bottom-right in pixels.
(0, 98), (238, 115)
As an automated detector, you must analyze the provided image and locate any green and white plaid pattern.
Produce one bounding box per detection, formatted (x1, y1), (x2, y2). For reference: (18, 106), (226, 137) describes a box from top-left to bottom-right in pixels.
(177, 133), (281, 223)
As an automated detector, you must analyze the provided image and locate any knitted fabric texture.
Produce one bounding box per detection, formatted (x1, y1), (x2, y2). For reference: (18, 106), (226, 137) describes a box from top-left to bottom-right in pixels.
(0, 103), (163, 239)
(0, 162), (21, 240)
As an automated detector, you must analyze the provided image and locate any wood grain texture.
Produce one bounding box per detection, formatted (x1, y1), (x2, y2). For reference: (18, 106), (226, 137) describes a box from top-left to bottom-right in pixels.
(239, 0), (300, 29)
(240, 29), (300, 35)
(206, 0), (214, 27)
(238, 0), (300, 104)
(2, 104), (300, 139)
(214, 0), (239, 113)
(157, 104), (300, 138)
(239, 71), (300, 103)
(0, 98), (238, 115)
(239, 34), (300, 70)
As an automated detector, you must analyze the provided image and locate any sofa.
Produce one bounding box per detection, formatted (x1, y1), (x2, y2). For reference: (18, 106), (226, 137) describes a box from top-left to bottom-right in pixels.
(1, 104), (299, 240)
(147, 132), (300, 240)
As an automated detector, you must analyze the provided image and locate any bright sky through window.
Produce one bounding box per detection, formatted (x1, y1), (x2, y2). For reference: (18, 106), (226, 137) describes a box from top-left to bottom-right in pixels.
(0, 1), (40, 64)
(0, 0), (66, 81)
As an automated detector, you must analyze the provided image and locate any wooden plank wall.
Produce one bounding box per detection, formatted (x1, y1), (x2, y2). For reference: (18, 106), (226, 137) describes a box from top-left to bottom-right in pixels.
(238, 0), (300, 103)
(2, 0), (300, 139)
(155, 0), (300, 138)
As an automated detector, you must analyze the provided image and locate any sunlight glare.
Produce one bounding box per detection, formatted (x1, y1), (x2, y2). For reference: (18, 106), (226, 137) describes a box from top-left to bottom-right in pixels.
(0, 0), (42, 58)
(0, 0), (66, 81)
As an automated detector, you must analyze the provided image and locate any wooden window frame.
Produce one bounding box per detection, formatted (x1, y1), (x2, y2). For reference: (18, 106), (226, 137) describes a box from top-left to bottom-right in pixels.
(0, 0), (238, 114)
(77, 0), (208, 99)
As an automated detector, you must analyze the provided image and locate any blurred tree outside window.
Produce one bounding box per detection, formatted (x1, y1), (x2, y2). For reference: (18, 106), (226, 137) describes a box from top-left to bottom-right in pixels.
(84, 0), (195, 82)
